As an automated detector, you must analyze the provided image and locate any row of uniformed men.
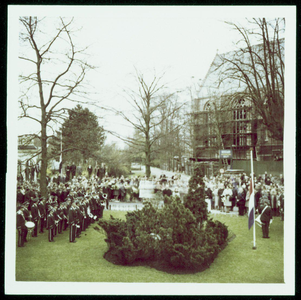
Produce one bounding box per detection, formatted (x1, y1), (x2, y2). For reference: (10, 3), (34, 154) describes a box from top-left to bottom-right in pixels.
(16, 194), (105, 247)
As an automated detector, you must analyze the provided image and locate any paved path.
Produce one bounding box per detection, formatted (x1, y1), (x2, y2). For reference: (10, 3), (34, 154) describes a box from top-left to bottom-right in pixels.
(106, 203), (240, 217)
(106, 198), (240, 217)
(141, 166), (191, 183)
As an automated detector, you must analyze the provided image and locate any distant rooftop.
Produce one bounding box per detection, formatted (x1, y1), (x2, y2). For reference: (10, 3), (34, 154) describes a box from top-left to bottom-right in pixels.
(18, 145), (37, 150)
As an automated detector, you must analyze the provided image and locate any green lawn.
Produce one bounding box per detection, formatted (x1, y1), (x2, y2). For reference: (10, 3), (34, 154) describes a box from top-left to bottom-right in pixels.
(16, 210), (284, 283)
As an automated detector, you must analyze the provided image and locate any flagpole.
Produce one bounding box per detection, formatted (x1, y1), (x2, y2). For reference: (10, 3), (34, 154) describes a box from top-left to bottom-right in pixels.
(60, 130), (63, 177)
(250, 149), (256, 249)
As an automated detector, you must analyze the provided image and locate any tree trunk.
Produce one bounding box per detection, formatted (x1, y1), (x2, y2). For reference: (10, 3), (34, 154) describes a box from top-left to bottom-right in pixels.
(145, 138), (151, 178)
(40, 110), (48, 197)
(145, 151), (151, 178)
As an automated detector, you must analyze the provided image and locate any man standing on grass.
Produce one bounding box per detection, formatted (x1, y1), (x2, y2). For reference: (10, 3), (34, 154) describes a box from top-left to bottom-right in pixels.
(68, 202), (77, 243)
(260, 198), (273, 238)
(16, 206), (26, 247)
(38, 197), (46, 233)
(21, 202), (30, 242)
(47, 209), (55, 242)
(30, 197), (39, 237)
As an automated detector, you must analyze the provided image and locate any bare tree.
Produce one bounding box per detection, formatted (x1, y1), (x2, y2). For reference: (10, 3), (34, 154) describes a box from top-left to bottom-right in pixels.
(19, 17), (94, 196)
(153, 96), (188, 171)
(111, 69), (184, 178)
(214, 18), (285, 142)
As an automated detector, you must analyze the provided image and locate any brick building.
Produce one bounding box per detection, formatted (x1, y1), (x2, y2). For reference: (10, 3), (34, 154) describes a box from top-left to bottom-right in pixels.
(192, 43), (284, 175)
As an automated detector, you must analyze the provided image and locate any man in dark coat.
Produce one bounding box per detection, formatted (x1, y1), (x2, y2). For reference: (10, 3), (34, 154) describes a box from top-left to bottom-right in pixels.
(255, 187), (262, 211)
(100, 165), (106, 180)
(260, 198), (273, 238)
(68, 202), (77, 243)
(52, 204), (61, 236)
(70, 162), (77, 179)
(65, 164), (71, 182)
(16, 206), (27, 247)
(61, 202), (69, 231)
(25, 165), (30, 182)
(47, 209), (55, 242)
(30, 197), (40, 237)
(38, 198), (46, 233)
(57, 204), (65, 234)
(24, 188), (35, 209)
(30, 165), (35, 182)
(17, 187), (25, 204)
(59, 186), (69, 203)
(21, 203), (31, 242)
(236, 193), (246, 216)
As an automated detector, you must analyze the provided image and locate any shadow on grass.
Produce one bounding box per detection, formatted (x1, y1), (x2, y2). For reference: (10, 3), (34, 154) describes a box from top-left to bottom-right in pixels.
(101, 235), (236, 275)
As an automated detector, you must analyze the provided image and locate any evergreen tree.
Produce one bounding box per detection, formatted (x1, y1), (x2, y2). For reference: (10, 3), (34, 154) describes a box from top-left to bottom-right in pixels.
(50, 105), (105, 163)
(184, 163), (208, 225)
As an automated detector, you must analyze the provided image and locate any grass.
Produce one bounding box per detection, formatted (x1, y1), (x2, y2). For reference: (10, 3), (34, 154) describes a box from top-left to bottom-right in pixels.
(15, 210), (284, 283)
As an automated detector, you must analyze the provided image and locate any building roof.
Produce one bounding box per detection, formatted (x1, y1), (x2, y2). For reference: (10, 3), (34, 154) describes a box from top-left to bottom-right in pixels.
(18, 145), (37, 150)
(197, 38), (285, 104)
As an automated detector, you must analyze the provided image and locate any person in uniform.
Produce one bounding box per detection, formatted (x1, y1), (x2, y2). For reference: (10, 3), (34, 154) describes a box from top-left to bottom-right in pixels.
(30, 196), (39, 237)
(57, 204), (64, 234)
(70, 162), (77, 180)
(102, 182), (110, 209)
(61, 202), (69, 231)
(75, 201), (82, 238)
(260, 198), (273, 238)
(17, 186), (25, 205)
(47, 208), (55, 242)
(16, 205), (27, 247)
(68, 202), (77, 243)
(100, 164), (106, 181)
(38, 197), (46, 233)
(236, 190), (246, 216)
(21, 202), (31, 242)
(81, 199), (88, 230)
(52, 204), (61, 236)
(99, 198), (105, 219)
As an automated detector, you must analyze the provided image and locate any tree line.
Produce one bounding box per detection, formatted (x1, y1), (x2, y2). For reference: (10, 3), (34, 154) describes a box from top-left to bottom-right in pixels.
(18, 17), (285, 197)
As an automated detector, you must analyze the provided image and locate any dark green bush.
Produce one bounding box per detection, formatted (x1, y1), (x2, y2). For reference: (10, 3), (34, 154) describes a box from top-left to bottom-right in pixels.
(98, 163), (228, 272)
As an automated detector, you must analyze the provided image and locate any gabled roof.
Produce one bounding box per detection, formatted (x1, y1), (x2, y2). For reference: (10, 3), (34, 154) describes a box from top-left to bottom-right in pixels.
(198, 38), (285, 101)
(18, 145), (37, 150)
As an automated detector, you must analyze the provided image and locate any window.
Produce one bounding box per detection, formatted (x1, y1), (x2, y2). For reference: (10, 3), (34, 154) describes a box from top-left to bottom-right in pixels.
(232, 99), (251, 146)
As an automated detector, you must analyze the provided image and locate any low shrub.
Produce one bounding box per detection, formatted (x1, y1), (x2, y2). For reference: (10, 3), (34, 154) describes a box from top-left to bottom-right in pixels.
(98, 163), (228, 272)
(99, 198), (228, 272)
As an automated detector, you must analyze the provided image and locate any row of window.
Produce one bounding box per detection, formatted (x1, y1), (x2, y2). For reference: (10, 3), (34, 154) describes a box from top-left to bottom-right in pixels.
(199, 133), (253, 147)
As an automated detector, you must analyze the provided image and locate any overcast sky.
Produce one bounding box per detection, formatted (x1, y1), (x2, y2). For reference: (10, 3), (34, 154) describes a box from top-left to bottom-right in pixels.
(9, 5), (295, 147)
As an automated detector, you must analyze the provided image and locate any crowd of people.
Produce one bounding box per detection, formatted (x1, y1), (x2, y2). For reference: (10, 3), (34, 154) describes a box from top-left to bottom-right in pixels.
(203, 171), (284, 219)
(16, 166), (284, 247)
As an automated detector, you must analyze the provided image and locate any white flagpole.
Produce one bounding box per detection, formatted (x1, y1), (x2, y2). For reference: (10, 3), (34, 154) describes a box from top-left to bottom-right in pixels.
(250, 149), (256, 249)
(60, 130), (63, 177)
